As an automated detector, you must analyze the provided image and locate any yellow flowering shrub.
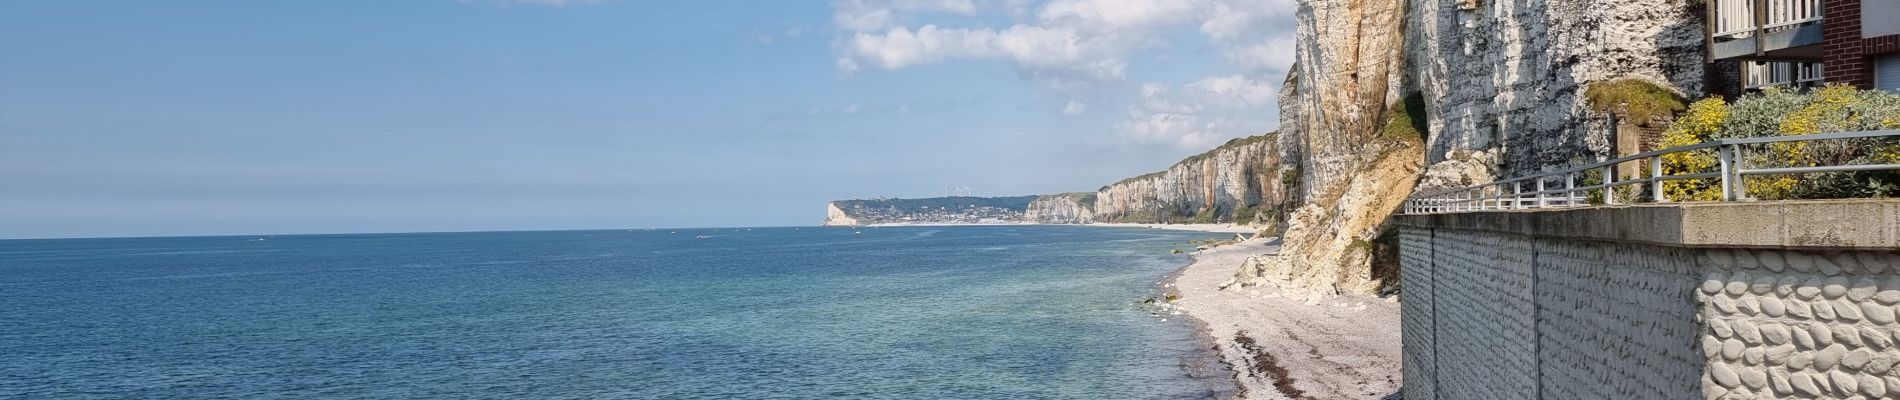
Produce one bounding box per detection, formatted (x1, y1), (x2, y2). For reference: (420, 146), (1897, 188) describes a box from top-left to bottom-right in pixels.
(1656, 84), (1900, 201)
(1658, 98), (1727, 202)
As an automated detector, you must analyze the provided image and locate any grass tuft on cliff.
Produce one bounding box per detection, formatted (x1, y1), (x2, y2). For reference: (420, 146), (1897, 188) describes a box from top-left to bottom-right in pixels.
(1379, 92), (1429, 143)
(1583, 78), (1687, 123)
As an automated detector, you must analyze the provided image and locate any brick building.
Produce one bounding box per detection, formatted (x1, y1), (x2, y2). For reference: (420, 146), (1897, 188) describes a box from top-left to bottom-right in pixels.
(1707, 0), (1900, 92)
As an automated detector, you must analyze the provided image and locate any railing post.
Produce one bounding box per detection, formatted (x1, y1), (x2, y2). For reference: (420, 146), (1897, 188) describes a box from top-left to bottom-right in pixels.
(1651, 156), (1668, 203)
(1565, 172), (1577, 207)
(1732, 145), (1749, 200)
(1718, 144), (1736, 201)
(1601, 166), (1617, 205)
(1510, 182), (1522, 209)
(1535, 177), (1548, 208)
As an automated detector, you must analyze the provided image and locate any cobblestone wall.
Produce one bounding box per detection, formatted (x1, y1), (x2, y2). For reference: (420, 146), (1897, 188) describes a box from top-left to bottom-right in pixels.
(1697, 249), (1900, 399)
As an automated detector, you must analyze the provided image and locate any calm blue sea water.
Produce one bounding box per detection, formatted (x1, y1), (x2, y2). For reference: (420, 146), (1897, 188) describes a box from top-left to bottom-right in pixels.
(0, 226), (1228, 399)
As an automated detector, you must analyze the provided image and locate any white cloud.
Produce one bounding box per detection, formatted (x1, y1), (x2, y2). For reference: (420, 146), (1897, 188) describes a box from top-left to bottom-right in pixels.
(833, 0), (980, 31)
(1117, 112), (1234, 149)
(1199, 0), (1297, 40)
(1036, 0), (1205, 31)
(827, 0), (1298, 135)
(1116, 75), (1277, 148)
(842, 104), (861, 114)
(1226, 37), (1297, 76)
(1183, 74), (1276, 107)
(836, 57), (862, 75)
(1062, 100), (1087, 115)
(832, 0), (1297, 81)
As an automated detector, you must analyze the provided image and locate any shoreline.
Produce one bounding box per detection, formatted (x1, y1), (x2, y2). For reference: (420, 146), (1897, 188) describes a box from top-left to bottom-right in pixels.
(856, 222), (1261, 234)
(1162, 237), (1403, 399)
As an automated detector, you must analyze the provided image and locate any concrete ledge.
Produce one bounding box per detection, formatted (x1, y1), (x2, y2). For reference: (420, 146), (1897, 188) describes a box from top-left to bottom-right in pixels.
(1393, 199), (1900, 250)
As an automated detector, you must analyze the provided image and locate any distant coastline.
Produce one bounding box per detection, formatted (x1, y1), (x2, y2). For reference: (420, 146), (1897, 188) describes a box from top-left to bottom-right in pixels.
(843, 221), (1260, 234)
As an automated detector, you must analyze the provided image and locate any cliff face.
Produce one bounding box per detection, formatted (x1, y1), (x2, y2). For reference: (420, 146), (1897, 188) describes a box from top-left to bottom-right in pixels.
(1231, 0), (1420, 298)
(1276, 0), (1411, 206)
(1225, 0), (1706, 300)
(1024, 193), (1096, 224)
(823, 203), (861, 226)
(1408, 0), (1705, 185)
(1091, 134), (1285, 226)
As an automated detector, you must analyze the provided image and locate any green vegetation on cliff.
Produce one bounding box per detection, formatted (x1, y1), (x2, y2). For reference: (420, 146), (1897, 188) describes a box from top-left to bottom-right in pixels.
(1583, 78), (1687, 123)
(1380, 92), (1429, 144)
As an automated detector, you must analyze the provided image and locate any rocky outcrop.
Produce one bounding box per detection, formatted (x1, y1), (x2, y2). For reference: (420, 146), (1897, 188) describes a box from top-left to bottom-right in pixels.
(1230, 0), (1708, 300)
(1229, 0), (1421, 299)
(823, 203), (862, 226)
(1091, 134), (1285, 226)
(1407, 0), (1706, 181)
(1024, 193), (1096, 224)
(1275, 0), (1411, 206)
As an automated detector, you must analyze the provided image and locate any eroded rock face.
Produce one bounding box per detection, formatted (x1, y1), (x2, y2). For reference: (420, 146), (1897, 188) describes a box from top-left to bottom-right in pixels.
(1407, 0), (1706, 176)
(1233, 0), (1708, 299)
(1024, 193), (1096, 224)
(1233, 0), (1420, 299)
(1091, 134), (1284, 225)
(823, 203), (861, 226)
(1278, 0), (1411, 202)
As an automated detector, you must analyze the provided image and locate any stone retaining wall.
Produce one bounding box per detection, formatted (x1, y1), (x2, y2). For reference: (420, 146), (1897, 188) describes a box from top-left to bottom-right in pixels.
(1399, 201), (1900, 400)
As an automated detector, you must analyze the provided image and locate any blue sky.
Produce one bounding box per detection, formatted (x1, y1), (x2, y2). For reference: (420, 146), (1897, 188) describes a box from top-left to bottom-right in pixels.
(0, 0), (1296, 238)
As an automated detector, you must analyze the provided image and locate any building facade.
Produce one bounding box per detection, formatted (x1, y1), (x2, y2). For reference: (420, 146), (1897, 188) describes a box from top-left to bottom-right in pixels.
(1708, 0), (1900, 92)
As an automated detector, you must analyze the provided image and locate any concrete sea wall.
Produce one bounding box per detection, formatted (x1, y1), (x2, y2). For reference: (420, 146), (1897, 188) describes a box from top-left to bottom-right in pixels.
(1398, 200), (1900, 399)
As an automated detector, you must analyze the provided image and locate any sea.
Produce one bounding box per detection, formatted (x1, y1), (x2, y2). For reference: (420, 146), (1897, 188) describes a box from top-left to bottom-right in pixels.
(0, 226), (1232, 399)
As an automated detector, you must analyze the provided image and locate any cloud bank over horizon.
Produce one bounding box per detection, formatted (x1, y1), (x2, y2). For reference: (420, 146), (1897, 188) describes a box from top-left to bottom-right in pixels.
(830, 0), (1298, 149)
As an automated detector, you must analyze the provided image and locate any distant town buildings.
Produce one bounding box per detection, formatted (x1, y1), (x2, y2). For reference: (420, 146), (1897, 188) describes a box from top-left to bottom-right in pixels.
(843, 203), (1024, 224)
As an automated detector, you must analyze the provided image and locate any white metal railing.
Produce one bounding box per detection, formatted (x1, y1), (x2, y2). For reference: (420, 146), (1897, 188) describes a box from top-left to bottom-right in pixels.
(1713, 0), (1823, 38)
(1746, 62), (1825, 89)
(1403, 130), (1900, 214)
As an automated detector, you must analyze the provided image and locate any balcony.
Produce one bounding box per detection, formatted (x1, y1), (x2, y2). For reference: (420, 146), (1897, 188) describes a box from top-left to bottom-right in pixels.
(1744, 61), (1824, 90)
(1709, 0), (1825, 62)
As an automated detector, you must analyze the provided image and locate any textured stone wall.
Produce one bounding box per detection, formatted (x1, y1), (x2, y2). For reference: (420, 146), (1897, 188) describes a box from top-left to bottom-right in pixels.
(1401, 226), (1825, 400)
(1424, 228), (1539, 399)
(1399, 226), (1438, 400)
(1697, 249), (1900, 399)
(1535, 238), (1703, 398)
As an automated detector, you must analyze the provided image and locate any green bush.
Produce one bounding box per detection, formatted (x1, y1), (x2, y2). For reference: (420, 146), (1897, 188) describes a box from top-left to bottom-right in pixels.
(1659, 85), (1900, 201)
